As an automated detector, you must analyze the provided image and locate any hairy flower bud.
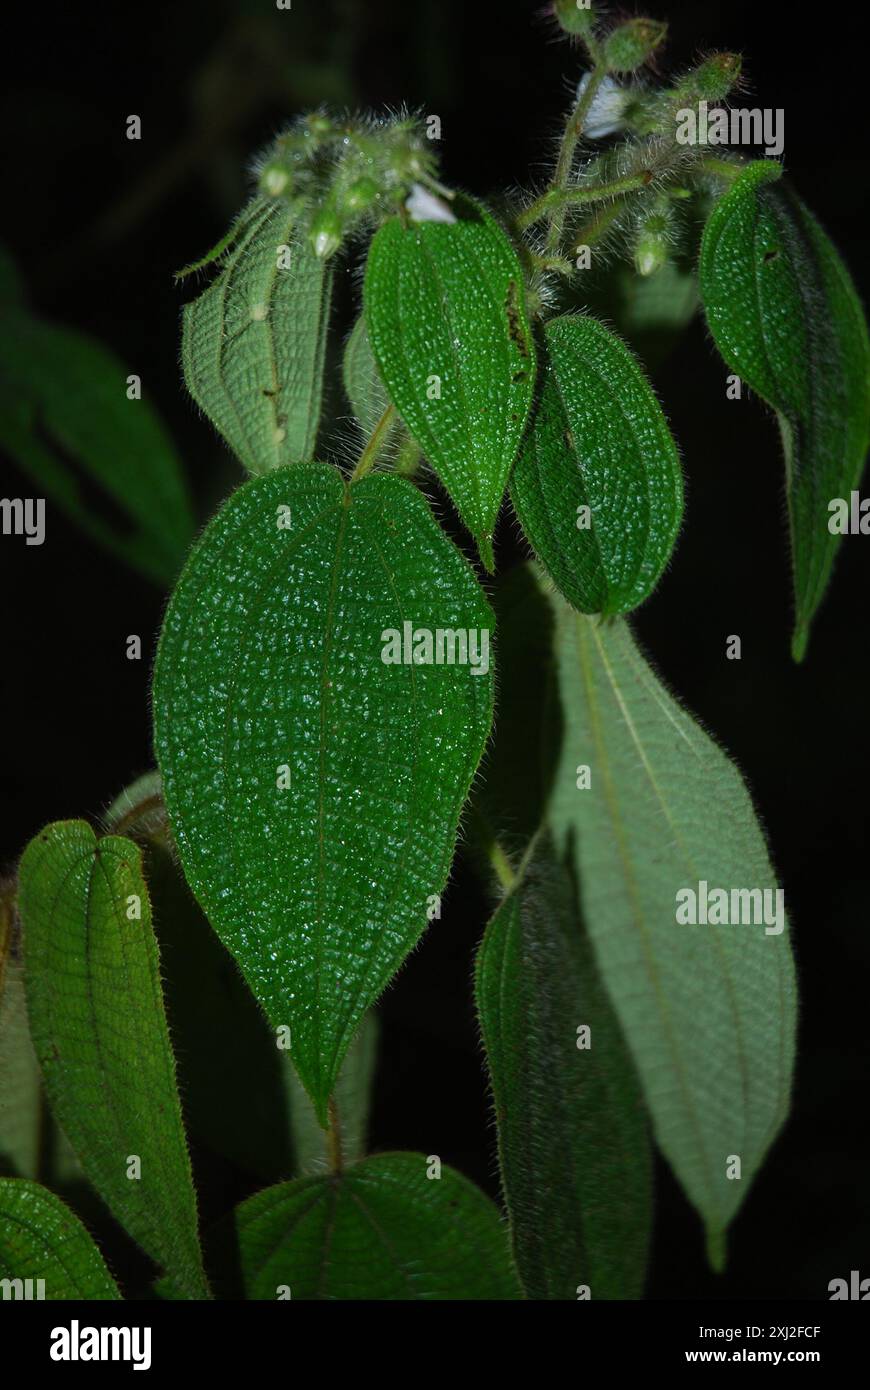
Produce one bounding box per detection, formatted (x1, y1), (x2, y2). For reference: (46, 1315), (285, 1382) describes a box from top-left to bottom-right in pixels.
(259, 161), (293, 198)
(553, 0), (595, 37)
(603, 18), (667, 74)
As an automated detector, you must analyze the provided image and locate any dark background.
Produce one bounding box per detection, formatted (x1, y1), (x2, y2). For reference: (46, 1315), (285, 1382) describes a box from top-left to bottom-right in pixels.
(1, 0), (867, 1300)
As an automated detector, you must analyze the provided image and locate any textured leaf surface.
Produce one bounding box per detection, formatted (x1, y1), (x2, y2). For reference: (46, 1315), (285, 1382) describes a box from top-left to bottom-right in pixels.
(153, 463), (494, 1121)
(364, 199), (536, 568)
(228, 1152), (520, 1299)
(700, 162), (870, 659)
(476, 840), (651, 1299)
(511, 315), (683, 615)
(288, 1013), (378, 1175)
(0, 314), (193, 586)
(17, 821), (208, 1298)
(0, 1179), (120, 1299)
(182, 198), (332, 474)
(547, 591), (796, 1245)
(342, 315), (392, 436)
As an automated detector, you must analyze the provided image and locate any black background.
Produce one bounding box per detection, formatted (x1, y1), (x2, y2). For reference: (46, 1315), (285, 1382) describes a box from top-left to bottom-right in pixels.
(1, 0), (868, 1301)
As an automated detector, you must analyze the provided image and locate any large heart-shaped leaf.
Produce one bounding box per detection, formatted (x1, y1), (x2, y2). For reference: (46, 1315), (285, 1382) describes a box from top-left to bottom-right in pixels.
(700, 161), (870, 660)
(510, 314), (683, 615)
(153, 463), (494, 1123)
(546, 590), (796, 1257)
(182, 198), (333, 475)
(364, 198), (536, 569)
(476, 838), (651, 1299)
(222, 1152), (521, 1299)
(17, 821), (208, 1298)
(0, 1179), (120, 1300)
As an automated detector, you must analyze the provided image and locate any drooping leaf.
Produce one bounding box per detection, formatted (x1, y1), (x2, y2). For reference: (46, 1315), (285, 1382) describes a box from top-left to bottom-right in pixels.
(287, 1012), (378, 1176)
(510, 315), (683, 615)
(476, 839), (651, 1299)
(153, 463), (494, 1123)
(364, 197), (536, 569)
(223, 1152), (521, 1300)
(181, 198), (333, 475)
(0, 1179), (120, 1300)
(700, 161), (870, 660)
(0, 315), (194, 586)
(17, 821), (209, 1298)
(546, 591), (796, 1254)
(342, 314), (392, 436)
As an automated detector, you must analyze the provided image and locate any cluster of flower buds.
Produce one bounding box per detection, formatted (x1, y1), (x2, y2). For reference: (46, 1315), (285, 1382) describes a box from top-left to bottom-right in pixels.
(254, 112), (442, 260)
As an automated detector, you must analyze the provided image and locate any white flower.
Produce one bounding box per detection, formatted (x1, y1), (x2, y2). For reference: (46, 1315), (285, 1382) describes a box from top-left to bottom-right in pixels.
(405, 183), (457, 224)
(576, 73), (629, 139)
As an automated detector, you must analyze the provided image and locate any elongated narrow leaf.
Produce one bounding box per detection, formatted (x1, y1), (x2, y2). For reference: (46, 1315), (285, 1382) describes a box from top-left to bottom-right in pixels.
(153, 463), (494, 1122)
(364, 198), (536, 569)
(476, 840), (651, 1299)
(0, 1179), (120, 1300)
(343, 315), (392, 436)
(287, 1013), (378, 1175)
(0, 961), (41, 1179)
(511, 315), (683, 615)
(17, 821), (208, 1298)
(546, 592), (796, 1253)
(0, 314), (193, 586)
(224, 1152), (520, 1300)
(182, 198), (332, 474)
(700, 161), (870, 660)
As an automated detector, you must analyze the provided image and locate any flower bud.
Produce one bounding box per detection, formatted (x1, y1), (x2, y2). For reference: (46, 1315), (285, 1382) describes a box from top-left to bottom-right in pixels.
(604, 18), (667, 74)
(340, 177), (380, 214)
(259, 161), (293, 198)
(553, 0), (595, 37)
(677, 52), (742, 104)
(309, 207), (343, 260)
(632, 209), (671, 276)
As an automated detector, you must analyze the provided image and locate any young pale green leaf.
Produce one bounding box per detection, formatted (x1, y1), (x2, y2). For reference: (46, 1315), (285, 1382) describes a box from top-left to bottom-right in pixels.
(511, 315), (683, 615)
(153, 463), (494, 1124)
(182, 198), (332, 475)
(476, 839), (651, 1299)
(0, 314), (194, 587)
(17, 821), (209, 1299)
(287, 1013), (378, 1175)
(700, 161), (870, 660)
(0, 1179), (120, 1300)
(342, 314), (392, 436)
(364, 198), (536, 569)
(546, 592), (796, 1253)
(224, 1152), (521, 1299)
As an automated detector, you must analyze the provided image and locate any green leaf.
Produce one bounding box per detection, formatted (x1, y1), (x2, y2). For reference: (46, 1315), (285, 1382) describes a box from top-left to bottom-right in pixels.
(153, 463), (494, 1123)
(364, 198), (536, 569)
(17, 821), (209, 1298)
(476, 838), (651, 1299)
(546, 592), (797, 1249)
(287, 1013), (378, 1175)
(700, 161), (870, 660)
(224, 1152), (521, 1299)
(0, 316), (194, 587)
(510, 315), (683, 615)
(182, 198), (333, 475)
(0, 961), (41, 1179)
(142, 842), (299, 1183)
(0, 1179), (120, 1300)
(342, 314), (392, 436)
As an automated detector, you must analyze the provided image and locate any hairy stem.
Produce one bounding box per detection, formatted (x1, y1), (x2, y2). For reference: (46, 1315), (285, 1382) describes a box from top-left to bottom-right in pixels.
(350, 403), (397, 482)
(326, 1097), (343, 1172)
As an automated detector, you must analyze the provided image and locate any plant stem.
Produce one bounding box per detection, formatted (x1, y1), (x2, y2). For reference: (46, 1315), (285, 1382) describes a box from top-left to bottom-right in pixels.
(519, 171), (652, 232)
(326, 1097), (343, 1172)
(544, 65), (608, 253)
(700, 155), (744, 181)
(467, 805), (517, 893)
(350, 404), (396, 482)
